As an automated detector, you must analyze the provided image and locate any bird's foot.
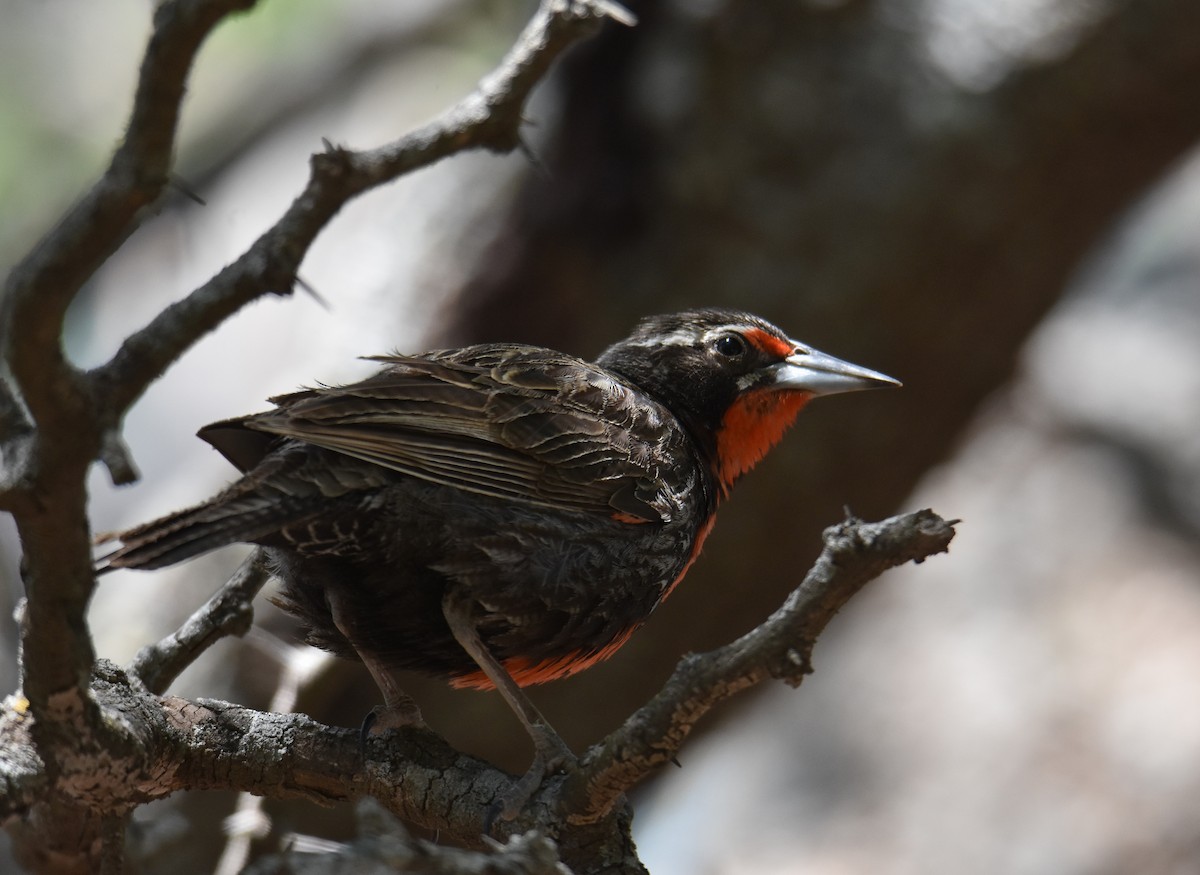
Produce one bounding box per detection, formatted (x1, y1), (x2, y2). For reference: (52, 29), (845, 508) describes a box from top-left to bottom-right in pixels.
(487, 721), (577, 831)
(358, 700), (425, 757)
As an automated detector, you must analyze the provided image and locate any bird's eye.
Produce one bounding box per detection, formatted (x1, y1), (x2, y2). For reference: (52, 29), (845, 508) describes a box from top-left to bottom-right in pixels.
(713, 334), (747, 357)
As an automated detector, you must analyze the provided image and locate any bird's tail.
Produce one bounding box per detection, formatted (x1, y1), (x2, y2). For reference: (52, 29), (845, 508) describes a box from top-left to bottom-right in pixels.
(96, 482), (318, 573)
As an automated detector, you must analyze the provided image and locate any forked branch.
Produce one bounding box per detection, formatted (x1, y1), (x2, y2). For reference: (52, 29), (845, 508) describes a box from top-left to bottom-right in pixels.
(89, 0), (635, 428)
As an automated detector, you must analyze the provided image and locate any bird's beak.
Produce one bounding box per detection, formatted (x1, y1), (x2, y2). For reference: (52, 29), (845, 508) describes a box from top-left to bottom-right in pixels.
(769, 345), (901, 396)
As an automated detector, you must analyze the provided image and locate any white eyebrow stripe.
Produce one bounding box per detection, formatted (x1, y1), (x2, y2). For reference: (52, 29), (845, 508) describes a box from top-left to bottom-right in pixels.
(700, 326), (749, 345)
(621, 328), (702, 348)
(623, 321), (791, 351)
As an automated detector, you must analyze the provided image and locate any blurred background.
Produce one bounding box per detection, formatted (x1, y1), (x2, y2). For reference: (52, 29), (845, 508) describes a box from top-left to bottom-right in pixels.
(2, 0), (1199, 872)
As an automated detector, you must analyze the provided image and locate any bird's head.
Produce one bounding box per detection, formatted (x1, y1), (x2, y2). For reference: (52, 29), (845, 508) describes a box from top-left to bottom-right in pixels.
(597, 308), (900, 496)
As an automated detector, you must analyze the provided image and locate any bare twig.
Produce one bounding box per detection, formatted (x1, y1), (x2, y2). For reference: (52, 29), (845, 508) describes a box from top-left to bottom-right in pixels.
(1, 0), (258, 438)
(98, 430), (140, 487)
(90, 0), (634, 426)
(555, 509), (957, 825)
(129, 549), (272, 695)
(181, 0), (479, 189)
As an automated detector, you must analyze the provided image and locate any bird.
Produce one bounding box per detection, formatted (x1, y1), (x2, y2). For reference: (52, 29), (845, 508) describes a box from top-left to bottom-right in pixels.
(99, 307), (899, 816)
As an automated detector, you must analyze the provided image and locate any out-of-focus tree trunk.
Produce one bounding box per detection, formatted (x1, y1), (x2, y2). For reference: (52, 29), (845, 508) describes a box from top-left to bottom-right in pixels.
(416, 0), (1200, 758)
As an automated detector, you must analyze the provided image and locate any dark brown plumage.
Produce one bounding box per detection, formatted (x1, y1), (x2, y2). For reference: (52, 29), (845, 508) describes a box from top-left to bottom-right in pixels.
(100, 308), (898, 813)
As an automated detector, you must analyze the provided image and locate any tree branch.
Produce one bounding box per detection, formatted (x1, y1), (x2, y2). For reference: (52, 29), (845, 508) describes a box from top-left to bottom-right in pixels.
(128, 550), (271, 695)
(1, 0), (257, 440)
(555, 509), (957, 825)
(90, 0), (634, 427)
(0, 664), (506, 836)
(1, 0), (260, 750)
(0, 511), (950, 872)
(1, 4), (630, 870)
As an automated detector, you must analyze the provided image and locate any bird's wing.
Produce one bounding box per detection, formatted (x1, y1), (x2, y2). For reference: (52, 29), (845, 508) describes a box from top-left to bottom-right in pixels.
(219, 345), (689, 524)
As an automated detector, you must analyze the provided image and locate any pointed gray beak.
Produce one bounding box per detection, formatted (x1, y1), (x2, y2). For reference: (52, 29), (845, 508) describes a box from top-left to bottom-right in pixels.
(769, 345), (901, 396)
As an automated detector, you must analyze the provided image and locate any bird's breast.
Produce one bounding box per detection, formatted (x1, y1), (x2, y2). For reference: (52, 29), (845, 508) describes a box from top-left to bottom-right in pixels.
(713, 389), (810, 494)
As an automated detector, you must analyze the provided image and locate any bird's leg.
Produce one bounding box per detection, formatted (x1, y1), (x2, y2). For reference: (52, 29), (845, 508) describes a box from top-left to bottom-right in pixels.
(328, 590), (424, 747)
(442, 592), (575, 820)
(356, 652), (425, 739)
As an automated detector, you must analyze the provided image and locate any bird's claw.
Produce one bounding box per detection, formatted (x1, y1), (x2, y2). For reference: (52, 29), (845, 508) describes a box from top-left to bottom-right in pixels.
(358, 702), (425, 758)
(485, 722), (577, 832)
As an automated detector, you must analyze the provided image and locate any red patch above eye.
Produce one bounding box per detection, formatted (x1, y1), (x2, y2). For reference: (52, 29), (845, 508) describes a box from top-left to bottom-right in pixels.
(743, 327), (794, 359)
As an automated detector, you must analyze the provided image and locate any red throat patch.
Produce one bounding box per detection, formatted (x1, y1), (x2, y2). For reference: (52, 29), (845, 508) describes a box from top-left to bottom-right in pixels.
(714, 388), (810, 495)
